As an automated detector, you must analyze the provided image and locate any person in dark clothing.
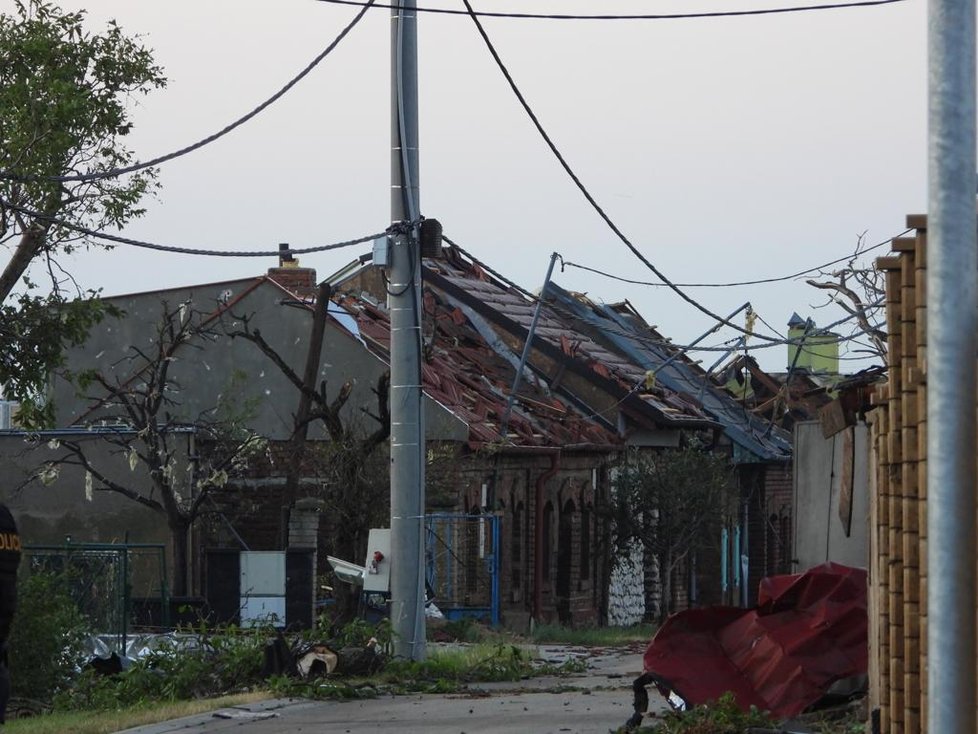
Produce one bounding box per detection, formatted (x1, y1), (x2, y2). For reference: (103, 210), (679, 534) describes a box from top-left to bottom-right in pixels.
(0, 505), (20, 725)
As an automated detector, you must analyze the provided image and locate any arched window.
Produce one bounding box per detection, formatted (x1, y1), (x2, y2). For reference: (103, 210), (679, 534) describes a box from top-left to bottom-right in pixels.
(511, 501), (524, 588)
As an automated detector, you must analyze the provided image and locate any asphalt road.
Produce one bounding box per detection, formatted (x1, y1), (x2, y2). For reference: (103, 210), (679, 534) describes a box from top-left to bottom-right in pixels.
(118, 644), (669, 734)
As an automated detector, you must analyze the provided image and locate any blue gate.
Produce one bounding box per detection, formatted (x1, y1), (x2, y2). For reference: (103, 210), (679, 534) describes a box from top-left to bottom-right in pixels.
(425, 513), (500, 626)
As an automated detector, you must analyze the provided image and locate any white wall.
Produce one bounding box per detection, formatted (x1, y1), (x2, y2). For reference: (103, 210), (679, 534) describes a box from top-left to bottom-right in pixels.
(792, 420), (869, 570)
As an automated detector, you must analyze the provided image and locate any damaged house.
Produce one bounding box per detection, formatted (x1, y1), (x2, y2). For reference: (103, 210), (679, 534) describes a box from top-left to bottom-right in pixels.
(1, 242), (793, 629)
(536, 285), (793, 607)
(335, 245), (793, 618)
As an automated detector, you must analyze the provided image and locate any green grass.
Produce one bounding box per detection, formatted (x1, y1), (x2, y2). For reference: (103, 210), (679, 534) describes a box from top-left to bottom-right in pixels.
(530, 622), (656, 646)
(384, 642), (540, 684)
(266, 642), (545, 700)
(5, 692), (273, 734)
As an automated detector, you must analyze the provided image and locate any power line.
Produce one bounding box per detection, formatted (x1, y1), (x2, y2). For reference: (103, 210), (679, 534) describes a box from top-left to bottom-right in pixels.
(0, 1), (376, 185)
(317, 0), (906, 20)
(0, 196), (386, 257)
(561, 228), (912, 288)
(460, 0), (787, 345)
(444, 234), (878, 355)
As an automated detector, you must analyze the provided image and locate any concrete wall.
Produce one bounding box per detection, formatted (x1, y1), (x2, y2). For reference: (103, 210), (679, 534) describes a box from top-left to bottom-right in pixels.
(48, 277), (467, 440)
(4, 277), (469, 593)
(792, 420), (869, 570)
(0, 432), (181, 547)
(51, 279), (392, 440)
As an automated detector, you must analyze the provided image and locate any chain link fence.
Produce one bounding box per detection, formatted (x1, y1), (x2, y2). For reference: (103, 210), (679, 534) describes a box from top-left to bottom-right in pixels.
(22, 543), (169, 652)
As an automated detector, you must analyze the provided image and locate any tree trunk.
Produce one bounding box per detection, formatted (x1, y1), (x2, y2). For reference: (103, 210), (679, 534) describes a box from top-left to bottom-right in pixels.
(169, 517), (191, 597)
(659, 550), (673, 624)
(0, 200), (58, 302)
(330, 518), (362, 624)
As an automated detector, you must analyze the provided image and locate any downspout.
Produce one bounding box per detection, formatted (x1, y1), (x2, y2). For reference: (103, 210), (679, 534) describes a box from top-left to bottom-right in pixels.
(534, 451), (560, 622)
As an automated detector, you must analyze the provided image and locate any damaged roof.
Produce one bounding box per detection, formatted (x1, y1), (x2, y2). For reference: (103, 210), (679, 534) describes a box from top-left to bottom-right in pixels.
(540, 284), (792, 463)
(420, 248), (717, 433)
(330, 290), (620, 450)
(328, 246), (720, 450)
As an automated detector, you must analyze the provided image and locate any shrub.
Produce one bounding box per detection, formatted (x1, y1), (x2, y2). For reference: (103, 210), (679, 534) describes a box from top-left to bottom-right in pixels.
(8, 570), (90, 702)
(624, 692), (775, 733)
(56, 626), (269, 711)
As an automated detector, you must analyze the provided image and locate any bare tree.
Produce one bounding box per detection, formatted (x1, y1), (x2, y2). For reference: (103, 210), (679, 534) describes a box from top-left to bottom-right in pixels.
(225, 311), (391, 620)
(806, 233), (887, 360)
(32, 301), (265, 595)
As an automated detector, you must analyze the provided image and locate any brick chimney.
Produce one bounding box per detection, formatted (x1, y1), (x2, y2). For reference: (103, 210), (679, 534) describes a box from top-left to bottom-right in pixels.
(267, 242), (317, 297)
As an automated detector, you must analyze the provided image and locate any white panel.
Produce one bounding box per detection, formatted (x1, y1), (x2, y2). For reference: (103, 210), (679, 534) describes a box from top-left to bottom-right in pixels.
(363, 528), (392, 593)
(240, 551), (285, 596)
(240, 596), (286, 627)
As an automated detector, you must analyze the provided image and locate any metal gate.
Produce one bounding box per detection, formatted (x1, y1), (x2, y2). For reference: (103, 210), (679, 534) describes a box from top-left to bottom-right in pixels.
(23, 542), (169, 652)
(425, 513), (500, 626)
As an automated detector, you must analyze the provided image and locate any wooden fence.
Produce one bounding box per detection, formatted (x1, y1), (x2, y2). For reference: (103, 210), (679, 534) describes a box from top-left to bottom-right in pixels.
(868, 214), (928, 734)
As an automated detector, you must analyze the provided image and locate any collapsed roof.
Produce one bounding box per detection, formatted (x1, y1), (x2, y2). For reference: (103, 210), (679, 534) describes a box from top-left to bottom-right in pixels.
(328, 244), (791, 461)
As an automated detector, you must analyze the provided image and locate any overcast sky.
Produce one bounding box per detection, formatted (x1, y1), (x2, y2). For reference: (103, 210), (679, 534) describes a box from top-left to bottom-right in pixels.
(11, 0), (926, 372)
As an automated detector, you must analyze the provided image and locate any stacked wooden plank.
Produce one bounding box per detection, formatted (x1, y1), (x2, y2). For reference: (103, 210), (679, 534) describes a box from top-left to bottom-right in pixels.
(869, 216), (928, 734)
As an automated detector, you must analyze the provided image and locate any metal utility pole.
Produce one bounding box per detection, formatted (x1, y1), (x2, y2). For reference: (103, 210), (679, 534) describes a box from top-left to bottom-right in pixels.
(499, 252), (560, 437)
(389, 0), (426, 660)
(927, 0), (976, 728)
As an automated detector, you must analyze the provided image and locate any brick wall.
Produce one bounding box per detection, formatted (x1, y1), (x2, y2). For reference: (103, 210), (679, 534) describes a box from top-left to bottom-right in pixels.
(764, 462), (794, 575)
(451, 451), (613, 630)
(266, 266), (318, 298)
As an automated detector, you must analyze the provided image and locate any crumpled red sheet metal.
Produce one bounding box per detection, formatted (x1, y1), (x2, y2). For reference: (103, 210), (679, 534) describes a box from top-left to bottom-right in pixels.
(642, 562), (867, 718)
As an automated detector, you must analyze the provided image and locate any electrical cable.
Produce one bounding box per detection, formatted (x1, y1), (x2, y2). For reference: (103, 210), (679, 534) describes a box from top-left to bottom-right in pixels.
(443, 236), (537, 300)
(753, 311), (787, 339)
(385, 3), (422, 297)
(317, 0), (906, 21)
(444, 233), (878, 355)
(0, 0), (376, 185)
(0, 196), (387, 257)
(561, 228), (912, 288)
(459, 0), (786, 345)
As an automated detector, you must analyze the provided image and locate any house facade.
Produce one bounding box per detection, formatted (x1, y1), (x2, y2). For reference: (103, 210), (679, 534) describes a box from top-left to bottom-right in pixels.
(3, 243), (799, 629)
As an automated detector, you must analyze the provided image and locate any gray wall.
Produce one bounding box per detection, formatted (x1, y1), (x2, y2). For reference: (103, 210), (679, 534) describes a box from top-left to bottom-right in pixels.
(3, 277), (469, 585)
(792, 420), (869, 570)
(0, 431), (180, 548)
(52, 279), (391, 440)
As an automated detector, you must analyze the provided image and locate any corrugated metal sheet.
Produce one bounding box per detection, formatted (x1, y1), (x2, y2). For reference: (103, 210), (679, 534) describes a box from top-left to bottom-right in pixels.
(642, 562), (867, 717)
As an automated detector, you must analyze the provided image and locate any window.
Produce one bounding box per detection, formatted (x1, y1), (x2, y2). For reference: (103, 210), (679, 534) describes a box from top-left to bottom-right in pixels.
(580, 505), (591, 581)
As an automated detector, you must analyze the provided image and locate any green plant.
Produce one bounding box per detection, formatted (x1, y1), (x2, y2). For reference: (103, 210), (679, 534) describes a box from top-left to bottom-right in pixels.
(437, 617), (482, 642)
(530, 622), (656, 646)
(0, 0), (166, 427)
(54, 624), (270, 711)
(8, 570), (90, 703)
(610, 446), (736, 622)
(623, 692), (774, 733)
(384, 643), (535, 686)
(330, 617), (394, 651)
